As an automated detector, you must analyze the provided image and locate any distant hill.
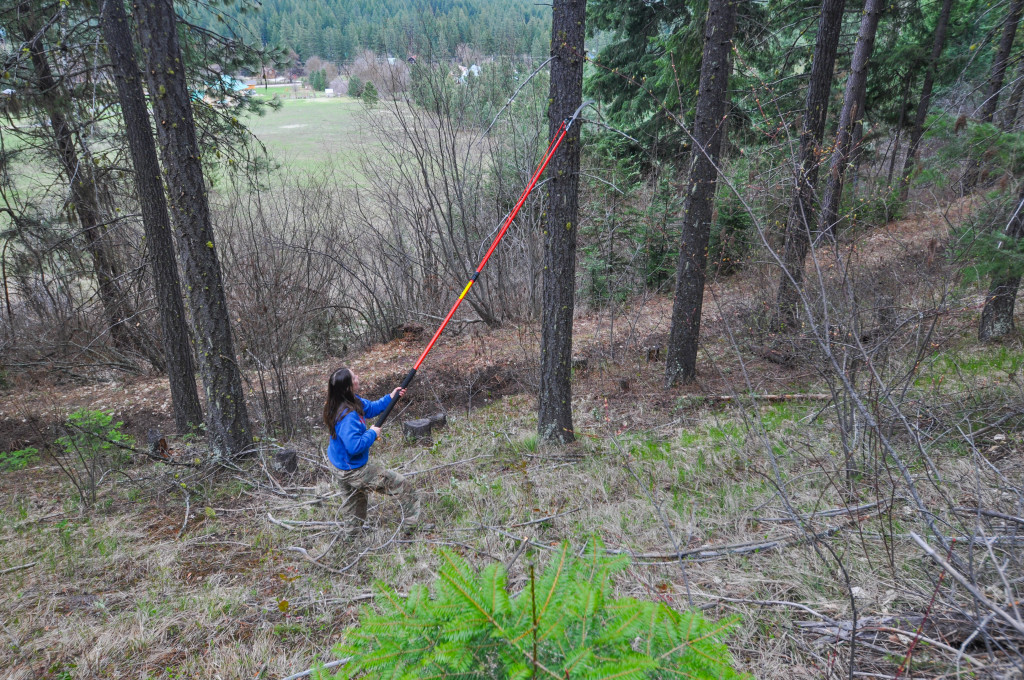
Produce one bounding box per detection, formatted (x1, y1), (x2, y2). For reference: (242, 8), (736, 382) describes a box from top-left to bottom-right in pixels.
(208, 0), (552, 62)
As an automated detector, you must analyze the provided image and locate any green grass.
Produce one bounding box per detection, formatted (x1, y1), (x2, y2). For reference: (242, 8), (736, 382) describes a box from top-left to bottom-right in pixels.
(916, 343), (1024, 387)
(245, 97), (377, 184)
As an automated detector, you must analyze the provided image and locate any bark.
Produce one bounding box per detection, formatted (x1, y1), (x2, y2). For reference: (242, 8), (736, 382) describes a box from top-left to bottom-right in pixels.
(886, 73), (911, 188)
(776, 0), (848, 327)
(665, 0), (739, 386)
(100, 0), (203, 432)
(965, 0), (1022, 189)
(899, 0), (955, 200)
(538, 0), (585, 443)
(134, 0), (251, 455)
(818, 0), (884, 237)
(978, 185), (1024, 342)
(979, 0), (1024, 123)
(20, 12), (162, 370)
(1001, 60), (1024, 130)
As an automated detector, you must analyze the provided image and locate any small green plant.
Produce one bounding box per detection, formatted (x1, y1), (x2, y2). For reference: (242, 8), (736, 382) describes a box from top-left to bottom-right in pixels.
(54, 409), (135, 509)
(330, 538), (749, 679)
(0, 446), (39, 471)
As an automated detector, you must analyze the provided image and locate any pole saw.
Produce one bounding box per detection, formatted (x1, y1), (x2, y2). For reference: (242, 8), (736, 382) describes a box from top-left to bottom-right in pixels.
(374, 100), (591, 428)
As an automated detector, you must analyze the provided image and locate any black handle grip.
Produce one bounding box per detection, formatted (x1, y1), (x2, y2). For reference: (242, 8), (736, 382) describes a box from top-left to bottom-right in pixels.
(375, 368), (417, 429)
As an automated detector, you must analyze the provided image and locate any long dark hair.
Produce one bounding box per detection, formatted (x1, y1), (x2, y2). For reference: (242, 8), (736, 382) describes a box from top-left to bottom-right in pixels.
(323, 367), (364, 435)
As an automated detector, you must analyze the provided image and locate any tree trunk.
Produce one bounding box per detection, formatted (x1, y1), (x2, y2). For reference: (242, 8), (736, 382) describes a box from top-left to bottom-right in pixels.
(776, 0), (847, 327)
(818, 0), (884, 237)
(886, 72), (912, 188)
(965, 0), (1023, 189)
(21, 13), (162, 370)
(134, 0), (252, 455)
(899, 0), (955, 201)
(100, 0), (203, 432)
(665, 0), (739, 386)
(979, 0), (1024, 123)
(1000, 60), (1024, 130)
(538, 0), (585, 443)
(978, 186), (1024, 341)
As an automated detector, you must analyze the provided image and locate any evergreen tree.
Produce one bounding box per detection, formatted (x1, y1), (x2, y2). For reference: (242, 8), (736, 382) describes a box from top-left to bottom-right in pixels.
(538, 0), (585, 443)
(349, 75), (364, 97)
(665, 0), (739, 387)
(361, 79), (378, 106)
(135, 0), (253, 456)
(99, 0), (204, 432)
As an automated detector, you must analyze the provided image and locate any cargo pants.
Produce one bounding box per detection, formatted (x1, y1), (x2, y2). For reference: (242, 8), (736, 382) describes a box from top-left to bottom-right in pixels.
(338, 461), (421, 527)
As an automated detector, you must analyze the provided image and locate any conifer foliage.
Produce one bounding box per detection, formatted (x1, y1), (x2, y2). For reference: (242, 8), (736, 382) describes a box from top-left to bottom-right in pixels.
(330, 540), (749, 679)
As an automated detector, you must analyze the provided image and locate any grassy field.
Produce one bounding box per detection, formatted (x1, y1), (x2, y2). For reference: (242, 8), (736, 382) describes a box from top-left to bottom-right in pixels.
(245, 96), (376, 184)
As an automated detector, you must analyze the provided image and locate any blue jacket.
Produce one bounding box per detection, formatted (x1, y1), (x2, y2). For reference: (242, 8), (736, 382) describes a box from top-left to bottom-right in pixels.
(327, 395), (392, 470)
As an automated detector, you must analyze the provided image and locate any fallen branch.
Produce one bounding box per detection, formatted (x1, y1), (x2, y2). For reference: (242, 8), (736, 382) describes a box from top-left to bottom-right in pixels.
(406, 454), (491, 477)
(910, 532), (1024, 638)
(756, 501), (881, 523)
(0, 562), (36, 575)
(268, 513), (345, 530)
(795, 617), (988, 667)
(952, 507), (1024, 529)
(701, 393), (833, 403)
(278, 657), (350, 680)
(615, 523), (846, 561)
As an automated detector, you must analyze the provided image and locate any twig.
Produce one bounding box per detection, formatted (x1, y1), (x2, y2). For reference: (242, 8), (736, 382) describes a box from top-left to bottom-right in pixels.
(406, 454), (491, 477)
(0, 562), (36, 575)
(277, 657), (351, 680)
(952, 507), (1024, 529)
(176, 487), (190, 540)
(756, 501), (881, 523)
(910, 532), (1024, 638)
(505, 535), (530, 571)
(509, 507), (580, 527)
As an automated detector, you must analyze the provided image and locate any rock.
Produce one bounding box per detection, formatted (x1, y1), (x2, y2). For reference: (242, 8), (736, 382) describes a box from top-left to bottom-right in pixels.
(403, 418), (434, 440)
(273, 449), (298, 474)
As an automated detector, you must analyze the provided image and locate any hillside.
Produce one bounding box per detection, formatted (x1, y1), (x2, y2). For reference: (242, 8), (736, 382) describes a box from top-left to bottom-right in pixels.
(3, 198), (1022, 678)
(201, 0), (552, 61)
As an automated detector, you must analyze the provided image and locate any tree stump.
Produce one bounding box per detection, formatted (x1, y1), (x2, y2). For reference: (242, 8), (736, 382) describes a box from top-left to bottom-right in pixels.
(273, 449), (298, 474)
(404, 412), (448, 441)
(571, 356), (588, 374)
(403, 418), (434, 440)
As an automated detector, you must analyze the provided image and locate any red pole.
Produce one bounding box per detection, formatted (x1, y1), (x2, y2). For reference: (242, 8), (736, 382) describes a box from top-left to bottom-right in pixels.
(376, 118), (574, 427)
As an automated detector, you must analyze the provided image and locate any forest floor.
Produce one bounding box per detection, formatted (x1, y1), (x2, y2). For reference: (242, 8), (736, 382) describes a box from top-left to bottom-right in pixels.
(2, 198), (1023, 679)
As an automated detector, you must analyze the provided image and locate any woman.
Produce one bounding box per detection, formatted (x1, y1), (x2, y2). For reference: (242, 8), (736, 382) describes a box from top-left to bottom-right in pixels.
(323, 367), (423, 532)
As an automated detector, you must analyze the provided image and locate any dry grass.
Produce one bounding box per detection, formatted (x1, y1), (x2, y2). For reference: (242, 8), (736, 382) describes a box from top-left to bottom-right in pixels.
(2, 200), (1023, 678)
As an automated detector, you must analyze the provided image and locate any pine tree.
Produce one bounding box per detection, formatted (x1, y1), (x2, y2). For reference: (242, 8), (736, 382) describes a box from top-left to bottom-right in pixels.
(99, 0), (204, 432)
(665, 0), (739, 387)
(538, 0), (585, 443)
(330, 540), (750, 679)
(361, 79), (378, 106)
(135, 0), (252, 456)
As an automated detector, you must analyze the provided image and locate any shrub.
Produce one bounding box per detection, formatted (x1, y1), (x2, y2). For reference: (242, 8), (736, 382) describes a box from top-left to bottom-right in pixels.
(54, 409), (135, 509)
(0, 447), (39, 471)
(709, 185), (754, 276)
(348, 76), (364, 98)
(330, 539), (749, 679)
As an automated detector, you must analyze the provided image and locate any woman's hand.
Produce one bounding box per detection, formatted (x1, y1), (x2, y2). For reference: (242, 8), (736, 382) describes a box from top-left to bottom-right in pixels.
(390, 387), (406, 400)
(370, 425), (382, 436)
